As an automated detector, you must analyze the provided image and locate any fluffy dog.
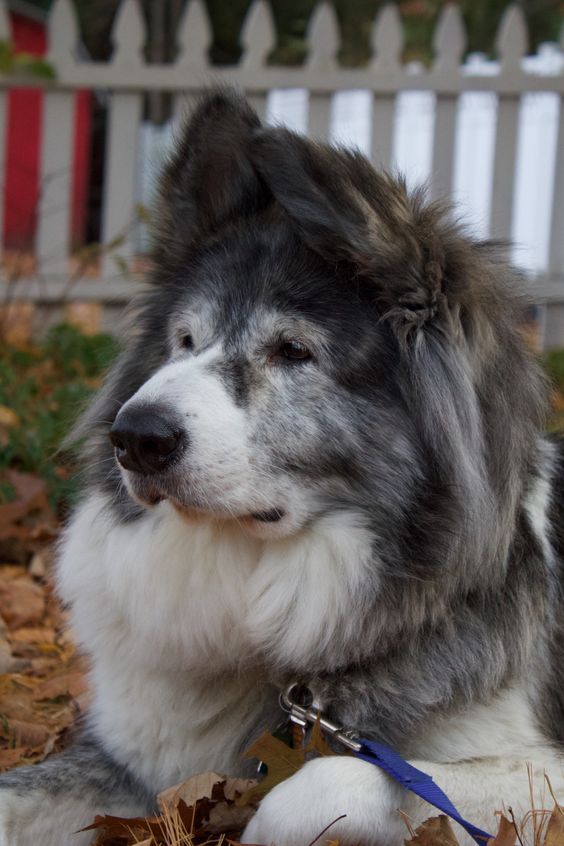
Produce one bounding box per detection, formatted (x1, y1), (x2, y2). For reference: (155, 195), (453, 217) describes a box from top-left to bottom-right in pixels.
(0, 90), (562, 846)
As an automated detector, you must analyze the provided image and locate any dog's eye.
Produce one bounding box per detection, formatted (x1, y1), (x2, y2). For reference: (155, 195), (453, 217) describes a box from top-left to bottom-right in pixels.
(276, 340), (312, 363)
(179, 333), (194, 351)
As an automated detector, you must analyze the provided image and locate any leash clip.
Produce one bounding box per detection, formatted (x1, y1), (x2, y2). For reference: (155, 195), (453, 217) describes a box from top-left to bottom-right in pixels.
(279, 683), (362, 752)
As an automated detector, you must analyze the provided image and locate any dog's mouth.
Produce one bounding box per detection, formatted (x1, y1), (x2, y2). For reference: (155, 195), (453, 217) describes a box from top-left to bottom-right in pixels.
(138, 489), (285, 525)
(123, 472), (287, 527)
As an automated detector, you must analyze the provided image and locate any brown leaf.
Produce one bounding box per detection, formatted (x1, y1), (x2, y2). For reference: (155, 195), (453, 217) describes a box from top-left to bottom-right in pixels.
(63, 302), (101, 336)
(237, 731), (307, 806)
(10, 625), (55, 646)
(307, 716), (333, 757)
(405, 815), (460, 846)
(82, 812), (156, 837)
(544, 805), (564, 846)
(29, 551), (48, 579)
(158, 773), (259, 813)
(7, 719), (50, 749)
(0, 688), (36, 723)
(0, 471), (48, 538)
(207, 801), (255, 835)
(487, 815), (517, 846)
(158, 773), (259, 836)
(33, 671), (87, 702)
(0, 407), (19, 428)
(0, 747), (27, 771)
(223, 776), (261, 802)
(0, 578), (45, 629)
(158, 772), (226, 811)
(0, 637), (26, 673)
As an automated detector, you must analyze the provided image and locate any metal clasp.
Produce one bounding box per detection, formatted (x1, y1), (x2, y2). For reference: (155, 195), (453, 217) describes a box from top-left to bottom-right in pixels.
(279, 683), (362, 753)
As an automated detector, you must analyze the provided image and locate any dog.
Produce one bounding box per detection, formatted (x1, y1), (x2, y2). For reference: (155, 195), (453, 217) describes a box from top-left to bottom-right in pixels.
(0, 89), (563, 846)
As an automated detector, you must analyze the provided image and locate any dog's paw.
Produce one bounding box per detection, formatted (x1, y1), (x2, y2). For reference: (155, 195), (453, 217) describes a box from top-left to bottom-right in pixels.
(241, 755), (409, 846)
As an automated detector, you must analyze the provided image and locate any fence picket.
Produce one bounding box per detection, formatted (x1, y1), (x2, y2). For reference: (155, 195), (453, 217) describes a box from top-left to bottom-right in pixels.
(110, 0), (146, 69)
(100, 0), (146, 278)
(242, 0), (275, 71)
(496, 4), (528, 75)
(306, 3), (339, 139)
(548, 93), (564, 283)
(489, 96), (520, 240)
(545, 88), (564, 348)
(307, 2), (339, 73)
(48, 0), (79, 74)
(101, 93), (143, 278)
(36, 92), (75, 279)
(36, 0), (79, 277)
(430, 5), (466, 199)
(176, 0), (211, 72)
(241, 0), (276, 121)
(370, 4), (403, 168)
(489, 5), (528, 239)
(173, 0), (212, 125)
(433, 4), (465, 75)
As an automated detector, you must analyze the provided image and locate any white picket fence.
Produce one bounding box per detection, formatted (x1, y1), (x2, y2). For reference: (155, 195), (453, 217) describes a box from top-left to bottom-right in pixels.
(1, 0), (564, 344)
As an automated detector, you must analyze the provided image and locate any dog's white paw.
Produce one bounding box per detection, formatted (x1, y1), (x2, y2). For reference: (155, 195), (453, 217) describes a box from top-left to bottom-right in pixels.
(241, 755), (410, 846)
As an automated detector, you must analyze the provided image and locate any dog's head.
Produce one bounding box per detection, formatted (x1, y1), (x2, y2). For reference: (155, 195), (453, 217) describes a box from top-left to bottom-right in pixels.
(86, 91), (546, 575)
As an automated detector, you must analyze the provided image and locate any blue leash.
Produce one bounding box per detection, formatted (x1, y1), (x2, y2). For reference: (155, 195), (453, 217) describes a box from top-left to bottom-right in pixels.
(280, 685), (493, 846)
(354, 738), (492, 844)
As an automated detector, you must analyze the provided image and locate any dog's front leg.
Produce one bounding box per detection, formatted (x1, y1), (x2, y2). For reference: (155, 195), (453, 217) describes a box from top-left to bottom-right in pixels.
(0, 734), (151, 846)
(241, 753), (564, 846)
(241, 756), (412, 846)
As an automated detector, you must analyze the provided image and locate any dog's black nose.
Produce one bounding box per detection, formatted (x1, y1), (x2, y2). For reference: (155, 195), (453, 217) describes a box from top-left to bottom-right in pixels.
(109, 405), (185, 474)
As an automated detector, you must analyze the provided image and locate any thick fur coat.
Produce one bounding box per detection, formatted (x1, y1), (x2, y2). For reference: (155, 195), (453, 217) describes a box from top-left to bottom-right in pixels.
(0, 90), (563, 846)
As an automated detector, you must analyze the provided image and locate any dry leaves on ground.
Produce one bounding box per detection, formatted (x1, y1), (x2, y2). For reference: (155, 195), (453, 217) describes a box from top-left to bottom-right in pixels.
(0, 559), (88, 770)
(86, 773), (260, 846)
(403, 802), (564, 846)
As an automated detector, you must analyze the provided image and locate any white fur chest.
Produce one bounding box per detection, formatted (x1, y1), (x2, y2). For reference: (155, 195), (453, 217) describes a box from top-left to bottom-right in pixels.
(56, 493), (374, 789)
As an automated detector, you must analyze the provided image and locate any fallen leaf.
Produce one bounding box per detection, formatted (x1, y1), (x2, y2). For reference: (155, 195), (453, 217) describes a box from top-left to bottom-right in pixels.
(207, 801), (255, 834)
(0, 302), (34, 347)
(63, 302), (101, 336)
(10, 626), (55, 646)
(487, 815), (517, 846)
(238, 731), (307, 805)
(158, 773), (258, 813)
(0, 638), (26, 673)
(405, 815), (459, 846)
(29, 551), (48, 579)
(158, 773), (259, 835)
(545, 805), (564, 846)
(33, 672), (87, 702)
(0, 471), (48, 538)
(307, 716), (333, 758)
(0, 578), (44, 629)
(0, 747), (27, 771)
(223, 776), (261, 802)
(0, 406), (19, 428)
(158, 772), (226, 811)
(6, 719), (50, 748)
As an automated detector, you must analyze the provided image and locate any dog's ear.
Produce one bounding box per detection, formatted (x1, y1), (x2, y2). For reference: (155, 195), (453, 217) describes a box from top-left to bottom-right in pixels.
(250, 127), (451, 331)
(153, 89), (267, 262)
